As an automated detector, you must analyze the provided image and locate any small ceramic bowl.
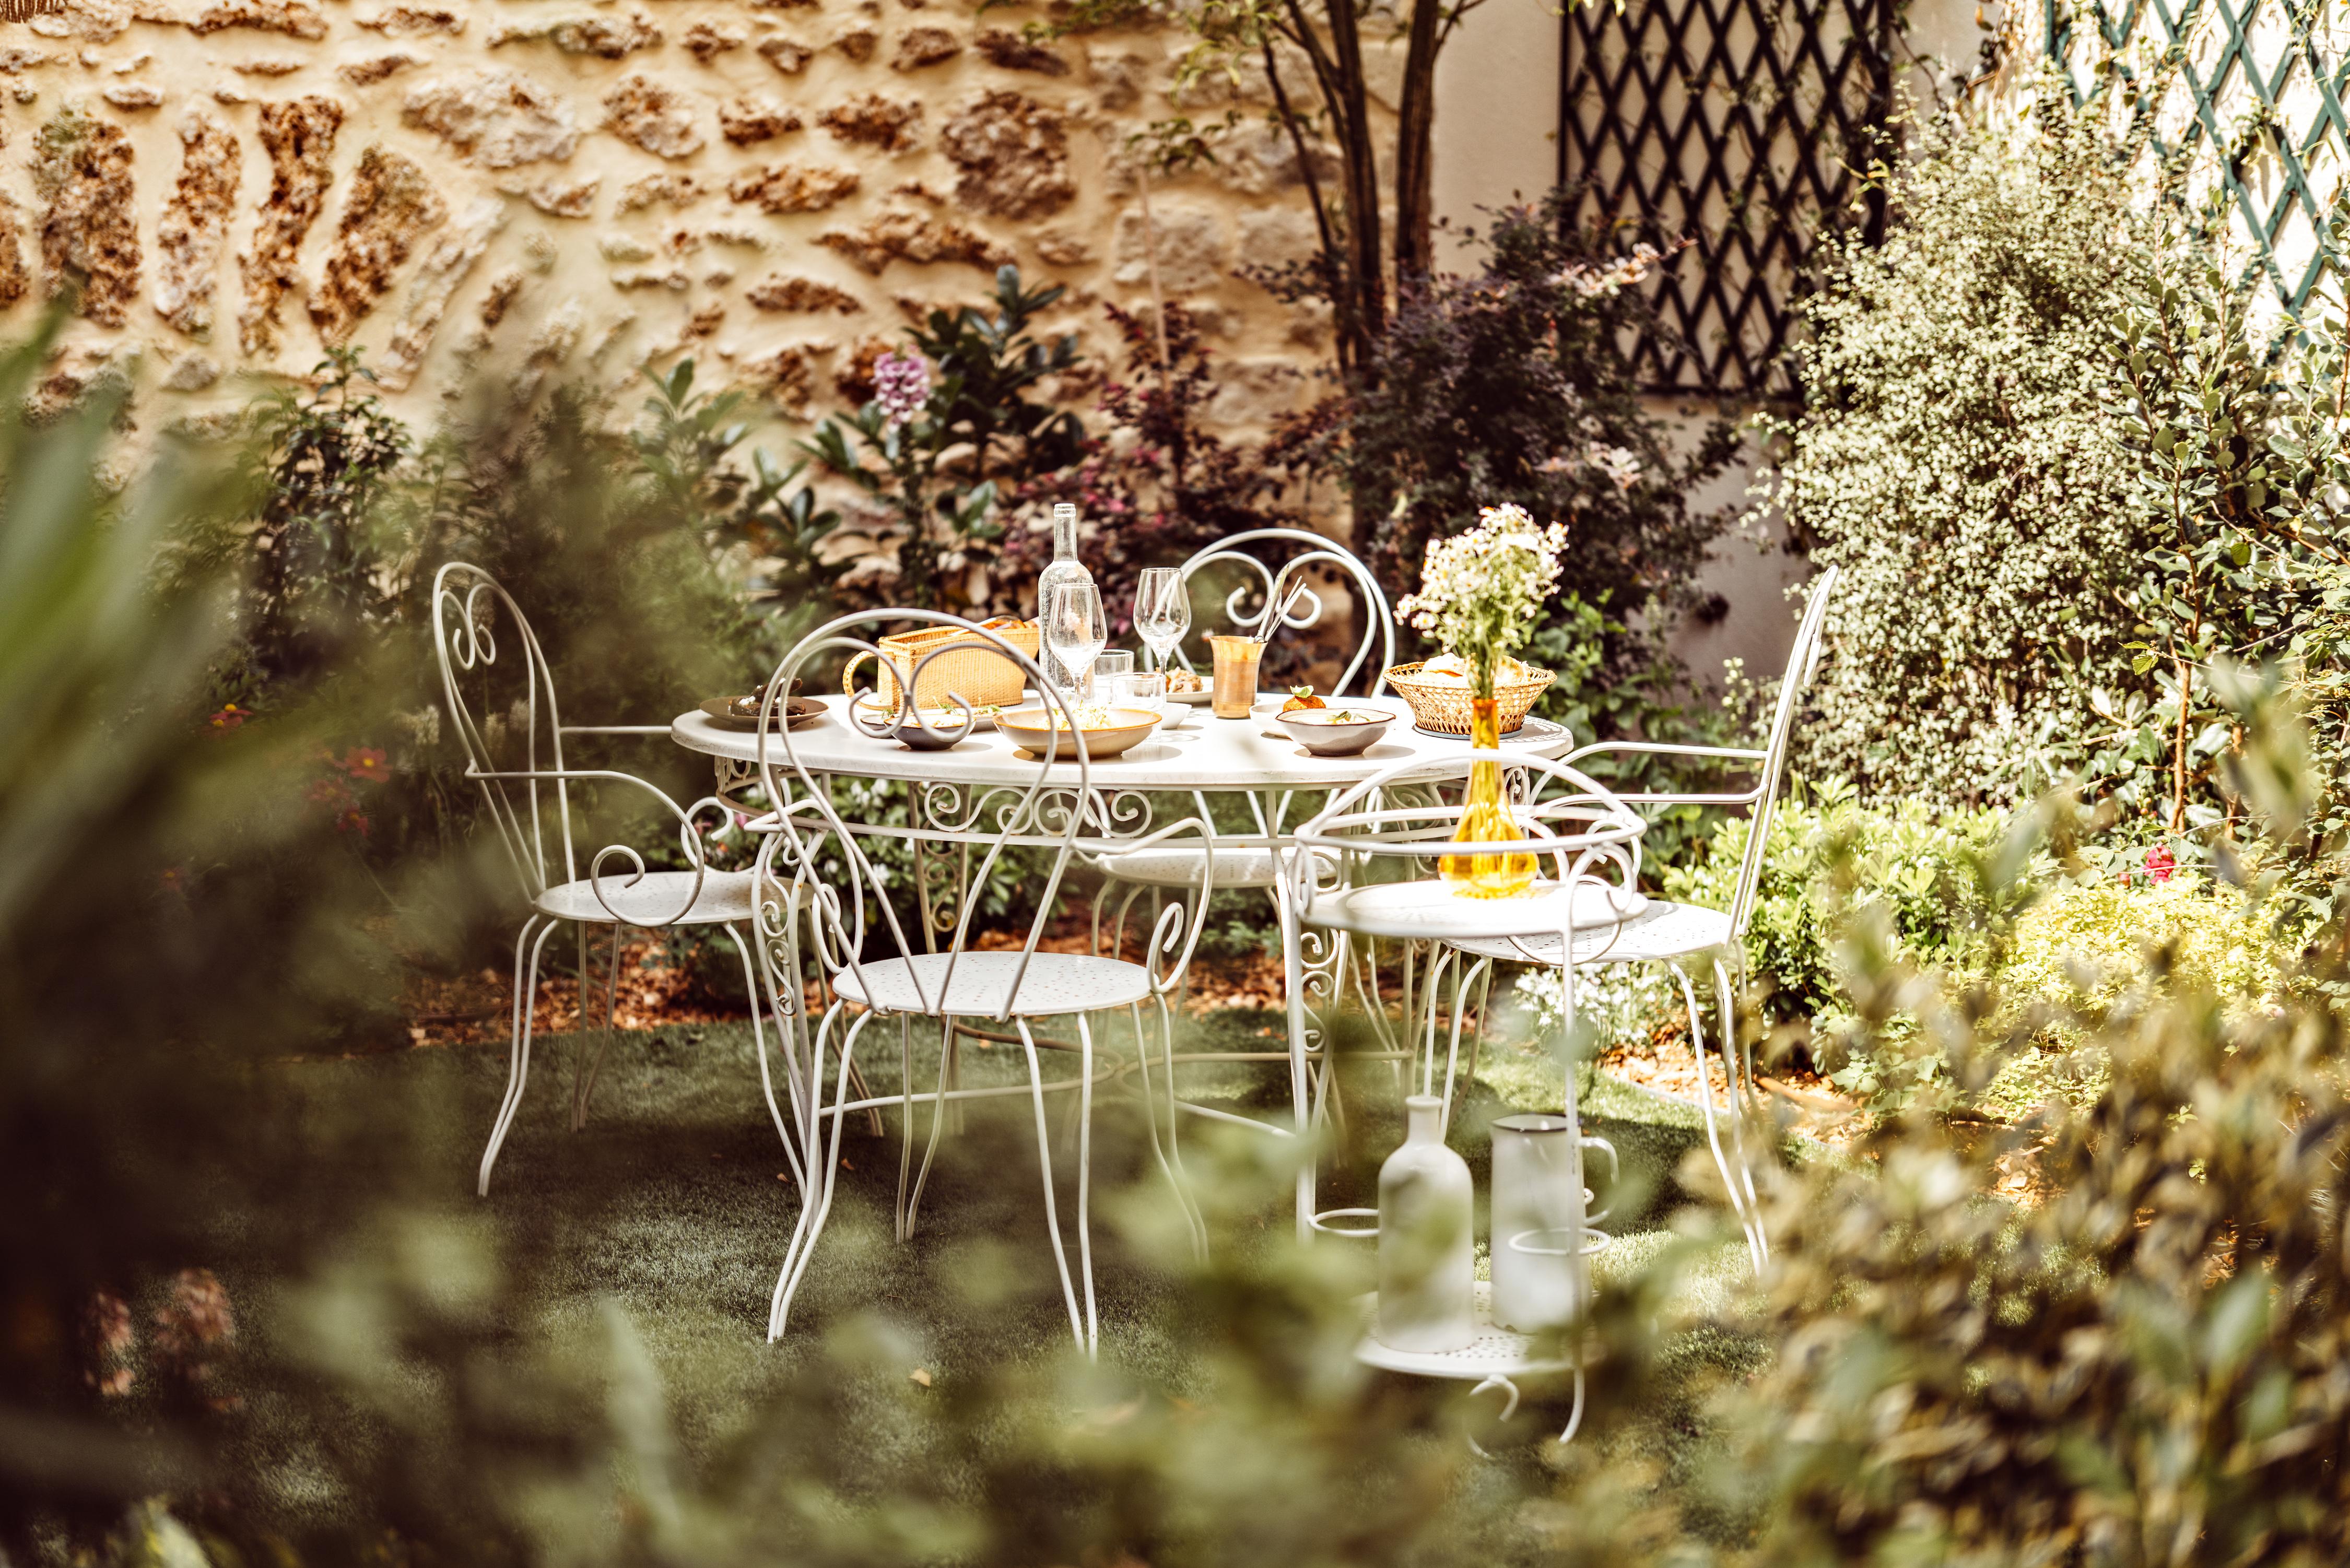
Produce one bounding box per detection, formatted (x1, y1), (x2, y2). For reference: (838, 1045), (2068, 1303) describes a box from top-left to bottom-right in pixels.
(996, 706), (1161, 760)
(1275, 704), (1397, 757)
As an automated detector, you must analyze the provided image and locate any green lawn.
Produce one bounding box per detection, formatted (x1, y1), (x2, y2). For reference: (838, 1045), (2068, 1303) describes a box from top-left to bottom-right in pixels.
(235, 1004), (1761, 1536)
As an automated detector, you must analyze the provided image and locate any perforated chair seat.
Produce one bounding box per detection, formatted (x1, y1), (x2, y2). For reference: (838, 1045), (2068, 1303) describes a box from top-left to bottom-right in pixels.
(1447, 900), (1732, 968)
(831, 950), (1153, 1018)
(534, 869), (757, 926)
(1093, 844), (1336, 890)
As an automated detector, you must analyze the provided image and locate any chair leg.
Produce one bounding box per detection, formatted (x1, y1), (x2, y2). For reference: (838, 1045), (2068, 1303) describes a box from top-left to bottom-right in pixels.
(770, 1007), (872, 1341)
(1712, 956), (1768, 1263)
(904, 1018), (957, 1237)
(728, 918), (804, 1190)
(1670, 961), (1764, 1272)
(895, 1014), (918, 1242)
(570, 922), (624, 1133)
(1075, 1012), (1098, 1356)
(1461, 959), (1496, 1101)
(480, 916), (558, 1196)
(1435, 956), (1488, 1140)
(1015, 1017), (1091, 1355)
(1131, 999), (1207, 1260)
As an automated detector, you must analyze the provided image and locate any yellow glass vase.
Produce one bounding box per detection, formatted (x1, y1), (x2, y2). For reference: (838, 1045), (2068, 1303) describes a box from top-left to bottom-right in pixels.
(1441, 695), (1537, 898)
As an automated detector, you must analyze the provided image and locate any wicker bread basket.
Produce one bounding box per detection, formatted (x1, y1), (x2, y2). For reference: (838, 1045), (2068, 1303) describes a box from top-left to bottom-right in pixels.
(844, 619), (1041, 710)
(1383, 661), (1555, 735)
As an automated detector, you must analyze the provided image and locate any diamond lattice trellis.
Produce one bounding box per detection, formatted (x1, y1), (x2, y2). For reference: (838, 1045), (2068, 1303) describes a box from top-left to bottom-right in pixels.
(1556, 0), (1898, 396)
(2047, 0), (2350, 316)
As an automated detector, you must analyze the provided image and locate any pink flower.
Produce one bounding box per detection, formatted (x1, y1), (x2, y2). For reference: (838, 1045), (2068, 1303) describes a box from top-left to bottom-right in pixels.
(873, 350), (931, 431)
(2144, 842), (2176, 883)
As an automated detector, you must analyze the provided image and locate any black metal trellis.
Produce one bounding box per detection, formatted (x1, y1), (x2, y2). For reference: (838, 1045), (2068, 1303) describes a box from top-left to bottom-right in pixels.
(1556, 0), (1898, 397)
(2047, 0), (2350, 317)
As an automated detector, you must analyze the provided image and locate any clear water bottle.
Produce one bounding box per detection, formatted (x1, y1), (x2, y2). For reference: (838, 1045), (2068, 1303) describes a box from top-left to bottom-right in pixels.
(1035, 502), (1093, 696)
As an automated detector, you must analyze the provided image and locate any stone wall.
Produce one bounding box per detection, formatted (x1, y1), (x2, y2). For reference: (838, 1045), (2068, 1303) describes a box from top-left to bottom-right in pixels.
(0, 0), (1360, 457)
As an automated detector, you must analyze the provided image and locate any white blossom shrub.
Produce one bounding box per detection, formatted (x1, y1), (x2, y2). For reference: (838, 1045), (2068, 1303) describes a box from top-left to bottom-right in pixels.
(1757, 98), (2175, 807)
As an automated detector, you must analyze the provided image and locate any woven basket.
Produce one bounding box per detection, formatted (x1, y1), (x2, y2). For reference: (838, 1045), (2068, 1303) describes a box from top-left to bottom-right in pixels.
(1383, 662), (1555, 735)
(845, 619), (1041, 710)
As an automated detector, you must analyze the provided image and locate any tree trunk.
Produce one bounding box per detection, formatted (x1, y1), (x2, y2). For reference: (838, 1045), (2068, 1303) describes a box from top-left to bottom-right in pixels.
(1391, 0), (1445, 290)
(1319, 0), (1386, 351)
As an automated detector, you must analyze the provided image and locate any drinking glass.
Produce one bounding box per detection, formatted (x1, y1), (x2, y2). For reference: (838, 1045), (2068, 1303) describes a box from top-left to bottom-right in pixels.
(1041, 581), (1108, 709)
(1133, 568), (1190, 673)
(1090, 650), (1134, 705)
(1114, 669), (1170, 724)
(1207, 634), (1266, 719)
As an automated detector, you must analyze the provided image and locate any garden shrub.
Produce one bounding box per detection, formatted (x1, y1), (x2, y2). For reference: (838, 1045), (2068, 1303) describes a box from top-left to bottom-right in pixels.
(1761, 96), (2172, 807)
(1999, 869), (2286, 1025)
(1663, 780), (2013, 1028)
(1344, 191), (1736, 691)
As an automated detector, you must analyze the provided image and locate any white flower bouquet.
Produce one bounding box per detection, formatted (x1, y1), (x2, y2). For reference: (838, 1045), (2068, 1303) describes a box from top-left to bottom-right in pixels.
(1395, 504), (1568, 699)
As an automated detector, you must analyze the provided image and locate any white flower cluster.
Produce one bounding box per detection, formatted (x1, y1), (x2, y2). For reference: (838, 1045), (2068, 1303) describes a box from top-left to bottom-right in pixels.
(1396, 503), (1568, 693)
(1756, 99), (2173, 807)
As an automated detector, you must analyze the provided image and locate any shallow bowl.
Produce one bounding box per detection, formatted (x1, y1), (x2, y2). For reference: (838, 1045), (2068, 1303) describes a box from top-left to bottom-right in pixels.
(996, 706), (1162, 760)
(1275, 704), (1398, 757)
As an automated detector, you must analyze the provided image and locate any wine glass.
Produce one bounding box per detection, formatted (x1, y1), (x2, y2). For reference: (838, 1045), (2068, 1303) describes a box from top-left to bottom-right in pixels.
(1042, 581), (1108, 710)
(1133, 568), (1190, 674)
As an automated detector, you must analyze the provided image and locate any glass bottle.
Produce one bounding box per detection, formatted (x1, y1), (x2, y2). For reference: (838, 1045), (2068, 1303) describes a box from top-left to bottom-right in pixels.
(1035, 503), (1092, 697)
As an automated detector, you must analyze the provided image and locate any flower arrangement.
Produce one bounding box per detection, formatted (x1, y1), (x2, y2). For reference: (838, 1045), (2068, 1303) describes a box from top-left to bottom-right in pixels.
(1395, 504), (1568, 698)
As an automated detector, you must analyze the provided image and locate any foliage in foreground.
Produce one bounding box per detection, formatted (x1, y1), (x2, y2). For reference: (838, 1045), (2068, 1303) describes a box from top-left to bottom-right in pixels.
(19, 284), (2350, 1565)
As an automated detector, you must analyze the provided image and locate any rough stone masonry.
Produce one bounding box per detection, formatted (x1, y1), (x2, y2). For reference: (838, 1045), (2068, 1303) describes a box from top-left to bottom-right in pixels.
(0, 0), (1385, 463)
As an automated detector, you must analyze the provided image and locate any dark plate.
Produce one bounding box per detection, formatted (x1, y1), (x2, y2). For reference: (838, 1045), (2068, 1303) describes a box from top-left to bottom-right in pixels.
(699, 696), (826, 732)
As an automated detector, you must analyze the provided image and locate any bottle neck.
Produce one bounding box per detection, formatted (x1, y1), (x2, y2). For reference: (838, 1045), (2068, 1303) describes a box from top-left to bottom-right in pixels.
(1051, 508), (1078, 563)
(1404, 1095), (1443, 1145)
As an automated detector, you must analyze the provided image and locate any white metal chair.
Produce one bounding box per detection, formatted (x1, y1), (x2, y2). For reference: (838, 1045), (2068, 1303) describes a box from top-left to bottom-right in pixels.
(748, 612), (1217, 1354)
(1434, 567), (1841, 1270)
(1087, 529), (1406, 1141)
(1280, 751), (1649, 1443)
(431, 563), (784, 1197)
(1094, 527), (1398, 925)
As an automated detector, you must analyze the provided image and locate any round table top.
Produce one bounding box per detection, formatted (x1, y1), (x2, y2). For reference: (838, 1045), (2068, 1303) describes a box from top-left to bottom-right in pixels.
(670, 693), (1574, 792)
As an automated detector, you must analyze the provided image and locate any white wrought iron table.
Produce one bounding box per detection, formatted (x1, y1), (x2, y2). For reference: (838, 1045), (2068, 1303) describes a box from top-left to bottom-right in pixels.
(669, 693), (1578, 1241)
(669, 694), (1572, 795)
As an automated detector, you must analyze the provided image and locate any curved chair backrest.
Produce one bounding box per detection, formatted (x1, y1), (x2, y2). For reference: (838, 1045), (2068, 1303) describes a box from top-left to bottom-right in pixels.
(1174, 528), (1399, 699)
(1290, 752), (1647, 926)
(752, 611), (1214, 1021)
(1724, 566), (1839, 941)
(431, 562), (573, 904)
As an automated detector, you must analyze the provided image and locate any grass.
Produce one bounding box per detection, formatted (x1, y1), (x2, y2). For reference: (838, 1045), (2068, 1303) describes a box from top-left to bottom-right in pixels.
(228, 1002), (1760, 1529)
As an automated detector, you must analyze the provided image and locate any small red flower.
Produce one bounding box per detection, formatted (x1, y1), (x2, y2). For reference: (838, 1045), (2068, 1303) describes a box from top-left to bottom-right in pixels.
(337, 746), (391, 783)
(2143, 842), (2176, 883)
(207, 704), (249, 732)
(335, 809), (372, 839)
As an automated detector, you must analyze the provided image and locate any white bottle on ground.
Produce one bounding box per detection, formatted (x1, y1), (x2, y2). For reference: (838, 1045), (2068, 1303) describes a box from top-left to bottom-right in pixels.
(1376, 1094), (1477, 1352)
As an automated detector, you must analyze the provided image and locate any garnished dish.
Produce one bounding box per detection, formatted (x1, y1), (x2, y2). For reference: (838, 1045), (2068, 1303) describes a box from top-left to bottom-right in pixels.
(1162, 667), (1212, 704)
(994, 705), (1163, 760)
(1280, 686), (1325, 714)
(699, 692), (825, 732)
(1274, 703), (1397, 758)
